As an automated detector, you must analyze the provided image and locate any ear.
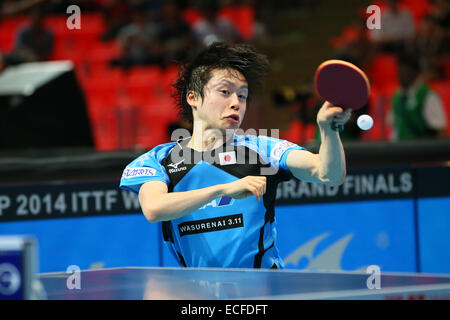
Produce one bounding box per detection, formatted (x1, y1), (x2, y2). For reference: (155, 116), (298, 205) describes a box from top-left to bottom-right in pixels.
(186, 90), (198, 110)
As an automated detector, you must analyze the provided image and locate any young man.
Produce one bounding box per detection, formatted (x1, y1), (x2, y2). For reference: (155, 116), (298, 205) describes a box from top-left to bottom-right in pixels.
(120, 42), (350, 269)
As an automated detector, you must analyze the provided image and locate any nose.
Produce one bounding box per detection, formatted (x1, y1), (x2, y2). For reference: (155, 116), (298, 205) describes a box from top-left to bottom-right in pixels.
(230, 93), (240, 110)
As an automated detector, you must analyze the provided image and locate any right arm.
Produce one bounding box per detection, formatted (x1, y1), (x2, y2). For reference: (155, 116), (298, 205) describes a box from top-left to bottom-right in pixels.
(139, 176), (266, 222)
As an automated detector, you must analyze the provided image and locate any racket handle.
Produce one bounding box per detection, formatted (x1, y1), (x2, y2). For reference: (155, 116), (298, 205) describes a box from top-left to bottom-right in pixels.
(331, 121), (344, 132)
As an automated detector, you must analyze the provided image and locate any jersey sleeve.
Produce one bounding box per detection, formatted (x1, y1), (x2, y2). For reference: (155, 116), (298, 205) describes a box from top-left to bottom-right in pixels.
(119, 144), (174, 194)
(257, 136), (305, 180)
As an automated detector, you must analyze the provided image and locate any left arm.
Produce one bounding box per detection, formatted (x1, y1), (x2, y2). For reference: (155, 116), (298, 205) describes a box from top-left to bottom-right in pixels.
(286, 101), (350, 186)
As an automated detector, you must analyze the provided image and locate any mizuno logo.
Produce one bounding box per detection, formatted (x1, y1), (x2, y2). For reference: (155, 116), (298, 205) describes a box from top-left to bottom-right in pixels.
(168, 159), (187, 173)
(168, 159), (185, 169)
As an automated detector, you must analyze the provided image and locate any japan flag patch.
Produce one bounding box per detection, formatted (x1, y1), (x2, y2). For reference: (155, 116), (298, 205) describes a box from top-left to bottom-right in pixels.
(219, 151), (237, 166)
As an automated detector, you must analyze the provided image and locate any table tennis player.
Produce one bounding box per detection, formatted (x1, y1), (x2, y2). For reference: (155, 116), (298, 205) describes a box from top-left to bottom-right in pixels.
(120, 42), (351, 269)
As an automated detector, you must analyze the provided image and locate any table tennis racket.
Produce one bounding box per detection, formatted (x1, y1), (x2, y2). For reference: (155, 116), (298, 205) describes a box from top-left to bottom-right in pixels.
(314, 59), (370, 132)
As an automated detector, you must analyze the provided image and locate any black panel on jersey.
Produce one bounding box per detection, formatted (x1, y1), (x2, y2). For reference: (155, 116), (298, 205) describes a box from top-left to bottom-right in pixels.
(159, 137), (295, 268)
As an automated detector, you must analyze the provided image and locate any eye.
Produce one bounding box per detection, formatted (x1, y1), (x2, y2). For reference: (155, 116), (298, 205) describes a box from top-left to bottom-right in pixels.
(238, 94), (248, 100)
(220, 90), (230, 95)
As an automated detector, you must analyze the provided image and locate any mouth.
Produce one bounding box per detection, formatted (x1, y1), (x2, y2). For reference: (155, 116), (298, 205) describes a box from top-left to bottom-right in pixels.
(225, 115), (239, 123)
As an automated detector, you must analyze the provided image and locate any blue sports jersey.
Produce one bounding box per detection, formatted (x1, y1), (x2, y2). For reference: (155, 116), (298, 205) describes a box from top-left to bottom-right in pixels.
(120, 134), (304, 269)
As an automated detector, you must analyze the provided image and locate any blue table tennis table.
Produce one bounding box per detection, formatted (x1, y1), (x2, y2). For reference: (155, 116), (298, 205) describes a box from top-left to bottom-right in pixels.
(38, 267), (450, 300)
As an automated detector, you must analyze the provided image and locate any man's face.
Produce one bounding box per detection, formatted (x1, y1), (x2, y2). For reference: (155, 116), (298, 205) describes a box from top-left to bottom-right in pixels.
(188, 68), (248, 132)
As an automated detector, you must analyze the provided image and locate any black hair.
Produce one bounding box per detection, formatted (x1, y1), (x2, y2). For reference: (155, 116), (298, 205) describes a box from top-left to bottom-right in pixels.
(397, 51), (420, 73)
(172, 42), (270, 123)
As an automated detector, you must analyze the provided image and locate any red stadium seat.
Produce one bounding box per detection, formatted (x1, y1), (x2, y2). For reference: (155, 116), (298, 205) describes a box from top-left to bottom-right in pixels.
(85, 41), (121, 64)
(163, 64), (180, 82)
(0, 16), (29, 52)
(43, 15), (68, 36)
(365, 83), (399, 141)
(50, 36), (80, 60)
(86, 95), (119, 151)
(79, 41), (121, 77)
(159, 64), (180, 96)
(123, 66), (164, 106)
(218, 6), (255, 41)
(181, 8), (203, 26)
(0, 16), (30, 33)
(135, 109), (174, 149)
(368, 53), (399, 92)
(0, 34), (15, 52)
(125, 66), (161, 86)
(367, 67), (398, 140)
(399, 0), (431, 27)
(79, 13), (105, 35)
(280, 119), (302, 144)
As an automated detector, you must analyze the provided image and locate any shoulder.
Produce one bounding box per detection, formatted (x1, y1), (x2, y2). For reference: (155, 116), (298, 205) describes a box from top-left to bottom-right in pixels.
(127, 142), (177, 168)
(233, 134), (304, 169)
(120, 142), (177, 193)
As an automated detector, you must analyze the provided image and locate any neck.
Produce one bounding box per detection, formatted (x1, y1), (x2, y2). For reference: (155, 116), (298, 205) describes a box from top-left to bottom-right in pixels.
(187, 121), (234, 151)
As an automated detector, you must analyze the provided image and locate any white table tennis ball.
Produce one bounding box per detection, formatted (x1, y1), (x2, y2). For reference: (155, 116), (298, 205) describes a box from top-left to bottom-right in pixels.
(357, 114), (373, 130)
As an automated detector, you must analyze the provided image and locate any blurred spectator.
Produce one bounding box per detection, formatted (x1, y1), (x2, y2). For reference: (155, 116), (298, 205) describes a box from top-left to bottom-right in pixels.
(109, 1), (164, 68)
(192, 0), (242, 46)
(158, 0), (195, 65)
(99, 0), (133, 41)
(1, 0), (47, 17)
(389, 53), (447, 140)
(250, 0), (270, 43)
(368, 0), (415, 53)
(429, 0), (450, 30)
(2, 5), (54, 65)
(407, 14), (448, 81)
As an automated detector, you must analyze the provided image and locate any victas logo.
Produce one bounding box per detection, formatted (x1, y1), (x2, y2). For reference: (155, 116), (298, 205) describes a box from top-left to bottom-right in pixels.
(199, 196), (234, 210)
(168, 159), (187, 173)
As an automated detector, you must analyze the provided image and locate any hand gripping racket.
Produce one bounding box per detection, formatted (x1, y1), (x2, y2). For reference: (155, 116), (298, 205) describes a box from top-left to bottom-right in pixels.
(314, 59), (370, 131)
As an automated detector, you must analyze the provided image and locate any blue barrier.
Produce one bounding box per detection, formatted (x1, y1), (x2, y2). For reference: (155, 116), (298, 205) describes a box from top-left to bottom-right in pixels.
(0, 166), (449, 274)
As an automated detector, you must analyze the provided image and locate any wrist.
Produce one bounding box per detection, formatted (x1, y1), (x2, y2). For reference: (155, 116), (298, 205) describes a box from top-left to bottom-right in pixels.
(318, 122), (339, 135)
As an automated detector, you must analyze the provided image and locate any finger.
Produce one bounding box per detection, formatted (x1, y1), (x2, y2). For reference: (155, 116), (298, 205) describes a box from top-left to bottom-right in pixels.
(334, 114), (351, 124)
(234, 191), (252, 199)
(328, 107), (345, 115)
(250, 176), (267, 182)
(333, 112), (351, 122)
(247, 184), (260, 200)
(323, 101), (343, 111)
(249, 180), (265, 200)
(323, 101), (337, 109)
